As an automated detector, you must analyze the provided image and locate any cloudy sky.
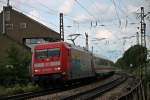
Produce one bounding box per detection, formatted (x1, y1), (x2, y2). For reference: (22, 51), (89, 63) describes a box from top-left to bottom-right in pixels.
(0, 0), (150, 62)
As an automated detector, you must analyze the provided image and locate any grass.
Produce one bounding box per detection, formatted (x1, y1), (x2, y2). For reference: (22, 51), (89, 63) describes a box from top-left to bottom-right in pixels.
(0, 83), (41, 97)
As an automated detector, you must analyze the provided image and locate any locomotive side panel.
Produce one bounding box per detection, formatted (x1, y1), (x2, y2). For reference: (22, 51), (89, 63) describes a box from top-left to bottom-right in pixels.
(68, 47), (95, 80)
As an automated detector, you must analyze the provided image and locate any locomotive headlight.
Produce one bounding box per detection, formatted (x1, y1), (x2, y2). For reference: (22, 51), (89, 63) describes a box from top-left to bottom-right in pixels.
(34, 63), (44, 67)
(34, 69), (39, 72)
(57, 67), (61, 70)
(54, 67), (61, 71)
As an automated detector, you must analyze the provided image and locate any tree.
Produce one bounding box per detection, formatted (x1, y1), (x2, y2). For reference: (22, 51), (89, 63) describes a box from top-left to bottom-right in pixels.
(115, 45), (147, 69)
(0, 45), (31, 86)
(115, 57), (126, 69)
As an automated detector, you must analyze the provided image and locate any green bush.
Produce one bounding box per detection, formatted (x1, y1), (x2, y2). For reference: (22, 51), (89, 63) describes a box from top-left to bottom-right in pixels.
(22, 83), (40, 92)
(0, 45), (31, 86)
(0, 84), (24, 96)
(115, 45), (147, 69)
(0, 83), (40, 96)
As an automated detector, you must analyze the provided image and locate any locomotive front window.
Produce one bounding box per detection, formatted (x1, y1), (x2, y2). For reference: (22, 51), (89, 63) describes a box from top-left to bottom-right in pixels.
(48, 48), (60, 57)
(35, 48), (60, 59)
(35, 49), (47, 59)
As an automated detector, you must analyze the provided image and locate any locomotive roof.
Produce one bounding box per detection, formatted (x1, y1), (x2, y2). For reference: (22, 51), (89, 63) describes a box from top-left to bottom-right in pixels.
(33, 41), (65, 48)
(33, 41), (91, 53)
(32, 41), (109, 60)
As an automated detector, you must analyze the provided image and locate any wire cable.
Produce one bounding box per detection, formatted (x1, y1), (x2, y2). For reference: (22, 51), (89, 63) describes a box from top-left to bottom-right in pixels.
(110, 0), (122, 27)
(74, 0), (98, 21)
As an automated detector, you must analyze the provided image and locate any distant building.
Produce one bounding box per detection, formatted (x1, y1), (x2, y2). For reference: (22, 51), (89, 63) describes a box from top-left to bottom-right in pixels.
(0, 5), (60, 48)
(0, 5), (60, 63)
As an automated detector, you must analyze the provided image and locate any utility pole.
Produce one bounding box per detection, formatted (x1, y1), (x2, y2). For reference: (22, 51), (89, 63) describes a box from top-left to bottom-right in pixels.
(2, 7), (5, 34)
(140, 7), (146, 47)
(60, 13), (64, 41)
(7, 0), (10, 6)
(141, 7), (147, 79)
(92, 46), (93, 54)
(139, 7), (148, 100)
(139, 7), (146, 80)
(85, 32), (89, 50)
(136, 32), (139, 45)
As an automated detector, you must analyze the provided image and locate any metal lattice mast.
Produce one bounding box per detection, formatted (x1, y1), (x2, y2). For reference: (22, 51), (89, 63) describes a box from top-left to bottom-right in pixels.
(140, 7), (146, 47)
(85, 32), (89, 50)
(140, 7), (148, 100)
(7, 0), (10, 6)
(60, 13), (64, 41)
(136, 32), (139, 45)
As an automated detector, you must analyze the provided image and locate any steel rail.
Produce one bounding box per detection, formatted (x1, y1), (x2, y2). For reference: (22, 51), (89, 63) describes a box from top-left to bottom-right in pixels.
(118, 80), (142, 100)
(0, 88), (62, 100)
(61, 75), (127, 100)
(0, 77), (99, 100)
(0, 74), (118, 100)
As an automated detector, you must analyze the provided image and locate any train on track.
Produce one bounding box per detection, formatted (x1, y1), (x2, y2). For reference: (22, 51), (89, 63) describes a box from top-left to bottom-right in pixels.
(31, 41), (115, 87)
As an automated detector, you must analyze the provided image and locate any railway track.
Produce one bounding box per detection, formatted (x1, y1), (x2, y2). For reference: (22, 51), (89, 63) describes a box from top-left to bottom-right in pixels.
(61, 75), (127, 100)
(0, 88), (60, 100)
(0, 74), (126, 100)
(0, 77), (99, 100)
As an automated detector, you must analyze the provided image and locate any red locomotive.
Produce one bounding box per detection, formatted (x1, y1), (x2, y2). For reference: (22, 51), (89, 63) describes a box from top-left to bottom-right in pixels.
(31, 41), (114, 86)
(31, 41), (95, 86)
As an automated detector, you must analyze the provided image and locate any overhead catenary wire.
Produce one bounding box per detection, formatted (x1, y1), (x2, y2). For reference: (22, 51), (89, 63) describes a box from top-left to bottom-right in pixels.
(1, 0), (147, 57)
(0, 0), (58, 29)
(31, 0), (137, 49)
(88, 0), (102, 24)
(110, 0), (122, 27)
(4, 0), (77, 23)
(10, 0), (90, 39)
(117, 0), (142, 32)
(0, 0), (76, 37)
(8, 0), (136, 36)
(74, 0), (99, 21)
(13, 6), (59, 32)
(0, 0), (144, 34)
(8, 0), (95, 35)
(35, 0), (77, 21)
